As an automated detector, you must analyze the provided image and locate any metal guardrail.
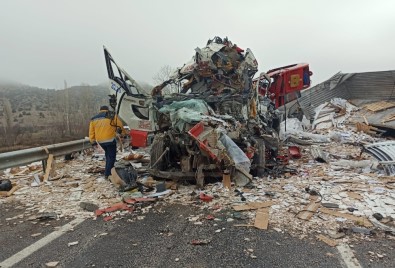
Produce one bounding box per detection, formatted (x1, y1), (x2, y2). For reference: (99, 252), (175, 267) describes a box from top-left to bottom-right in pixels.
(0, 139), (92, 170)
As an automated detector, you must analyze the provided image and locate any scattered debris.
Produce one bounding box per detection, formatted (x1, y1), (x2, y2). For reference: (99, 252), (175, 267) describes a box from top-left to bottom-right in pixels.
(199, 193), (213, 202)
(351, 227), (371, 235)
(356, 122), (383, 136)
(69, 190), (82, 201)
(31, 174), (41, 187)
(364, 101), (395, 112)
(36, 212), (57, 221)
(67, 241), (79, 247)
(372, 213), (383, 221)
(254, 208), (269, 230)
(327, 230), (346, 239)
(297, 201), (320, 220)
(31, 233), (42, 237)
(191, 239), (211, 245)
(233, 201), (273, 212)
(3, 68), (395, 248)
(123, 153), (144, 161)
(45, 261), (59, 267)
(363, 141), (395, 176)
(222, 170), (231, 189)
(0, 181), (19, 197)
(288, 146), (301, 159)
(321, 203), (339, 209)
(319, 208), (372, 228)
(103, 216), (113, 222)
(95, 203), (133, 217)
(310, 145), (328, 163)
(316, 234), (338, 247)
(369, 217), (395, 235)
(79, 202), (99, 212)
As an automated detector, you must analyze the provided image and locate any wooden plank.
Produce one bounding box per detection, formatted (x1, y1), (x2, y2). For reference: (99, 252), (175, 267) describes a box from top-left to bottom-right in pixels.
(364, 101), (395, 112)
(233, 224), (254, 227)
(222, 170), (231, 190)
(8, 185), (19, 195)
(83, 181), (95, 192)
(297, 201), (320, 220)
(382, 114), (395, 124)
(43, 154), (55, 181)
(233, 201), (273, 211)
(0, 185), (20, 197)
(319, 207), (372, 227)
(347, 192), (363, 201)
(316, 235), (338, 247)
(254, 208), (269, 230)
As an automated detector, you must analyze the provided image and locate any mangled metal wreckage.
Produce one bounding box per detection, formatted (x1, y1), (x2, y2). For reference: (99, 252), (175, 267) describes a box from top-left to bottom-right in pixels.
(104, 37), (281, 187)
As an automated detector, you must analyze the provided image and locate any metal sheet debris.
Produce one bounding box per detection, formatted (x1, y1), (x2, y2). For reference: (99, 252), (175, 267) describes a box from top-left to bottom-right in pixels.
(364, 141), (395, 175)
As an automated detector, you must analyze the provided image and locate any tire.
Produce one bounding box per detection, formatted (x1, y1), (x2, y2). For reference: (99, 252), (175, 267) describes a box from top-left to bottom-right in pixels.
(150, 133), (166, 170)
(0, 179), (12, 191)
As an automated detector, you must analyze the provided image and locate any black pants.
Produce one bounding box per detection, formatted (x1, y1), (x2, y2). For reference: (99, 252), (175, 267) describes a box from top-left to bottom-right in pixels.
(100, 141), (117, 177)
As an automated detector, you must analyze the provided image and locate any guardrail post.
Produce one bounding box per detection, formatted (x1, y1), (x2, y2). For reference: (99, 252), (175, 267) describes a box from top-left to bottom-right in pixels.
(42, 159), (47, 173)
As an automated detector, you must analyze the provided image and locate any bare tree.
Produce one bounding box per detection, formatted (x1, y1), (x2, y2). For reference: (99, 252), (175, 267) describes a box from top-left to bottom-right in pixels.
(152, 65), (178, 95)
(10, 124), (22, 145)
(0, 127), (7, 147)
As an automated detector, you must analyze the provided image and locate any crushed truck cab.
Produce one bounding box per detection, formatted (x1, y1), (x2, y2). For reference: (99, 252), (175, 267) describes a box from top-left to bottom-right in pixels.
(103, 37), (288, 187)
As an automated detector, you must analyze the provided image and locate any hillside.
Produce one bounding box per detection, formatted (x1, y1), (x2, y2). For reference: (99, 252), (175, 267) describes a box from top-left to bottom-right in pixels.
(0, 83), (109, 152)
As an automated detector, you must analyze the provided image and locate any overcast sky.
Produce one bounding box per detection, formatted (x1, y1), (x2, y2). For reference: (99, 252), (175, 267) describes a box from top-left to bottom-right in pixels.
(1, 0), (394, 89)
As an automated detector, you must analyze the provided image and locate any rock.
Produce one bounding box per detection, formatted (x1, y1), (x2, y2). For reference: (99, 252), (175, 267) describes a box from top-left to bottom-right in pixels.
(351, 227), (371, 235)
(327, 230), (346, 239)
(80, 202), (99, 212)
(372, 213), (383, 221)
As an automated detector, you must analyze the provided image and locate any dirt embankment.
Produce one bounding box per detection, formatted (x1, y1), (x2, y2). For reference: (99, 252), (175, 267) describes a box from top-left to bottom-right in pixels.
(0, 83), (108, 152)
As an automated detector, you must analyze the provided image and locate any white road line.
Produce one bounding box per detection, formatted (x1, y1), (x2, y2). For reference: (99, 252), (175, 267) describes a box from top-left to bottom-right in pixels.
(336, 243), (362, 268)
(0, 218), (85, 268)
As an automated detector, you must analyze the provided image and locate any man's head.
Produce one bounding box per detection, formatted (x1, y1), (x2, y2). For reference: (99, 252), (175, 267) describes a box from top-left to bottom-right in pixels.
(100, 105), (109, 111)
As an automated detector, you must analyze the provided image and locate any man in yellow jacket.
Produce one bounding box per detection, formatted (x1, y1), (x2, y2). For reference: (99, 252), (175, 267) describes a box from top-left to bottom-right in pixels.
(89, 105), (126, 179)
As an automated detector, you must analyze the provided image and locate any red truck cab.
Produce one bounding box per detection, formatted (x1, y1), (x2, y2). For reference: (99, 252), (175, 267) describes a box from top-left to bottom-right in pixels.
(256, 63), (312, 108)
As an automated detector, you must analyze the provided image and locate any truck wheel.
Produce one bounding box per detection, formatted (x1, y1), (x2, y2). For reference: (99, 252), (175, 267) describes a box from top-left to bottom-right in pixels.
(255, 138), (266, 177)
(150, 133), (166, 170)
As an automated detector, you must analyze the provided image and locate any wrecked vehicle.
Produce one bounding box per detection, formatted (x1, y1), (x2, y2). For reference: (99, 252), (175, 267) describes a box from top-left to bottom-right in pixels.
(254, 63), (312, 109)
(103, 37), (295, 187)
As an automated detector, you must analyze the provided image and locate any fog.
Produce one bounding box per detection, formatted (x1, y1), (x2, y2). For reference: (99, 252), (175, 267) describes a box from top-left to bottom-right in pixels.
(1, 0), (394, 89)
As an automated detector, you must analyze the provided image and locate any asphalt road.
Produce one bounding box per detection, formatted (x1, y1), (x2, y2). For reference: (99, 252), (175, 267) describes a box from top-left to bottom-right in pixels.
(1, 202), (394, 268)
